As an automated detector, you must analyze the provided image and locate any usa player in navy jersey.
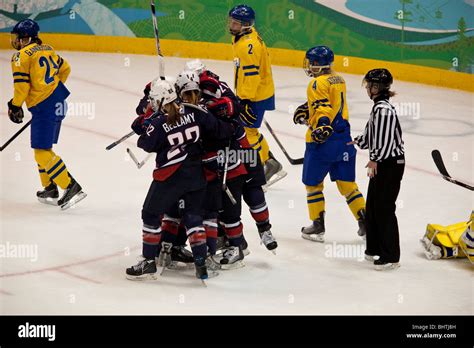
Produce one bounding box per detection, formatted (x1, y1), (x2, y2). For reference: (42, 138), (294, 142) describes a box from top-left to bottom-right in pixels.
(126, 79), (236, 281)
(174, 70), (246, 269)
(199, 69), (278, 264)
(133, 81), (194, 267)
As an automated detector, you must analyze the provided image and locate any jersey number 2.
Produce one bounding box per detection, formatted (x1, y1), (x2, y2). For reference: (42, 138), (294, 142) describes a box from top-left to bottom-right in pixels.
(39, 56), (59, 84)
(248, 44), (253, 54)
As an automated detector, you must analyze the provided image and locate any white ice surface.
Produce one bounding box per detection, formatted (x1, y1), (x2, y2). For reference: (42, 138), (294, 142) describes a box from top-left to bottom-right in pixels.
(0, 51), (472, 314)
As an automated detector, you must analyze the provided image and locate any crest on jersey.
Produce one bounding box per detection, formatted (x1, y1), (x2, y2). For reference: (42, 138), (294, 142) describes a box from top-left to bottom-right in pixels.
(234, 57), (240, 68)
(12, 52), (20, 64)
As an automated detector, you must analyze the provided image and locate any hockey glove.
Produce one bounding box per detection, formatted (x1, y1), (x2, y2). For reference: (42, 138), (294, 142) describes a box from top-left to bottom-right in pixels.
(206, 97), (235, 119)
(239, 99), (258, 127)
(311, 124), (333, 143)
(8, 99), (24, 124)
(293, 102), (309, 125)
(135, 82), (152, 115)
(131, 111), (160, 135)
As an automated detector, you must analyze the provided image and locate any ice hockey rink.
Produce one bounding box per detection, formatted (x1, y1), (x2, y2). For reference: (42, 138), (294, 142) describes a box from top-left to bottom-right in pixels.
(0, 51), (472, 315)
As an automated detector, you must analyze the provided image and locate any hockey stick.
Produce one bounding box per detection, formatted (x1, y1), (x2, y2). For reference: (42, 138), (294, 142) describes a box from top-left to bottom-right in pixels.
(150, 0), (165, 80)
(222, 145), (237, 205)
(105, 131), (135, 151)
(263, 120), (304, 165)
(126, 148), (152, 169)
(0, 119), (32, 152)
(121, 1), (164, 164)
(431, 150), (473, 191)
(106, 3), (161, 153)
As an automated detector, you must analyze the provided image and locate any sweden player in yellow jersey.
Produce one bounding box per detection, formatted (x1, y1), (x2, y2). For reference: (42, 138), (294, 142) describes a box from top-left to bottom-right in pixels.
(8, 19), (86, 209)
(228, 4), (286, 186)
(292, 46), (366, 242)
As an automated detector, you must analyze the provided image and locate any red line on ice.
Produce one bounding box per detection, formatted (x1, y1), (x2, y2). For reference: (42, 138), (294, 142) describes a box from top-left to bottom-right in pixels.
(54, 268), (102, 284)
(0, 247), (140, 279)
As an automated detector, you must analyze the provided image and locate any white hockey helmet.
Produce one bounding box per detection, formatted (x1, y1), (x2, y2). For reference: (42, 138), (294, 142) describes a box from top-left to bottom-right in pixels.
(185, 59), (206, 75)
(149, 78), (177, 112)
(175, 70), (200, 97)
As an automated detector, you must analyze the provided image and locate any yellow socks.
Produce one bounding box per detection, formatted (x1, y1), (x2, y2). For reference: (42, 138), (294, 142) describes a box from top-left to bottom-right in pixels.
(34, 149), (71, 190)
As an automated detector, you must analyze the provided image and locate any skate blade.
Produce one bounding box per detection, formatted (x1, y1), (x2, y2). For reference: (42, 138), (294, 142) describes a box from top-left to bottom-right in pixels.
(263, 170), (288, 190)
(364, 254), (377, 262)
(158, 258), (171, 275)
(261, 244), (277, 255)
(261, 241), (277, 254)
(301, 233), (325, 243)
(159, 267), (166, 275)
(220, 260), (245, 270)
(201, 279), (208, 287)
(60, 192), (87, 210)
(38, 197), (58, 206)
(166, 261), (195, 270)
(207, 256), (223, 271)
(375, 263), (400, 271)
(207, 270), (219, 278)
(126, 273), (157, 281)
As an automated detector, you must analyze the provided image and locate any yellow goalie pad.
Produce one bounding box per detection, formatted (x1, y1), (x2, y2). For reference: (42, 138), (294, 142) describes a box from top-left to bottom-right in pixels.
(421, 212), (473, 262)
(425, 222), (468, 248)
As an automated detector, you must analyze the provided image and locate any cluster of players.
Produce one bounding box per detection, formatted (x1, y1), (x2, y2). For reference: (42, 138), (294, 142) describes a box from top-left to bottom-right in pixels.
(125, 61), (279, 281)
(9, 5), (471, 281)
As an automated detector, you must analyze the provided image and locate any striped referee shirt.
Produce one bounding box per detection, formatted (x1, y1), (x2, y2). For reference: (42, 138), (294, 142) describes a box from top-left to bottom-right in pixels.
(354, 98), (404, 162)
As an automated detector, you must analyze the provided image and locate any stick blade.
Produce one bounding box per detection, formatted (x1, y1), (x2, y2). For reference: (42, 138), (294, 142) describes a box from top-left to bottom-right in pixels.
(431, 149), (449, 177)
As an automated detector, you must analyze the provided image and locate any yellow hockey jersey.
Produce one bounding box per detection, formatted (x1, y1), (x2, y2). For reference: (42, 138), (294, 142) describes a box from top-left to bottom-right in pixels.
(232, 29), (274, 102)
(11, 42), (71, 109)
(306, 72), (349, 143)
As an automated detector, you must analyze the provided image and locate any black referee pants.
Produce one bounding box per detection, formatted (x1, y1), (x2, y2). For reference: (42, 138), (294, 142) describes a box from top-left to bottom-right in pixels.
(366, 155), (405, 263)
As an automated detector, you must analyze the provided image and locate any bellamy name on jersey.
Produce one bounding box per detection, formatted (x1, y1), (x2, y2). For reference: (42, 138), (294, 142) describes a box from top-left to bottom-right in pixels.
(138, 103), (236, 181)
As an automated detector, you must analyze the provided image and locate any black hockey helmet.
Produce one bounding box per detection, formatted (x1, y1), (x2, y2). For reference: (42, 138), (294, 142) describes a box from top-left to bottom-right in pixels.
(363, 68), (393, 90)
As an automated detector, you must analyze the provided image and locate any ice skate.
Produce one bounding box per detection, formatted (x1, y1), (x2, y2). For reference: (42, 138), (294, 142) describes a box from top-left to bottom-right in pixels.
(37, 183), (59, 206)
(58, 177), (87, 210)
(220, 245), (245, 270)
(364, 251), (379, 262)
(156, 242), (173, 274)
(301, 212), (325, 242)
(259, 229), (277, 254)
(374, 259), (400, 271)
(126, 258), (157, 280)
(205, 254), (222, 271)
(263, 152), (287, 190)
(162, 245), (195, 270)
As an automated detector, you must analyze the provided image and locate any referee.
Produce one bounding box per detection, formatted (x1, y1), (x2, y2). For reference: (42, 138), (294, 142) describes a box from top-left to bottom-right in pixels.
(350, 68), (405, 271)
